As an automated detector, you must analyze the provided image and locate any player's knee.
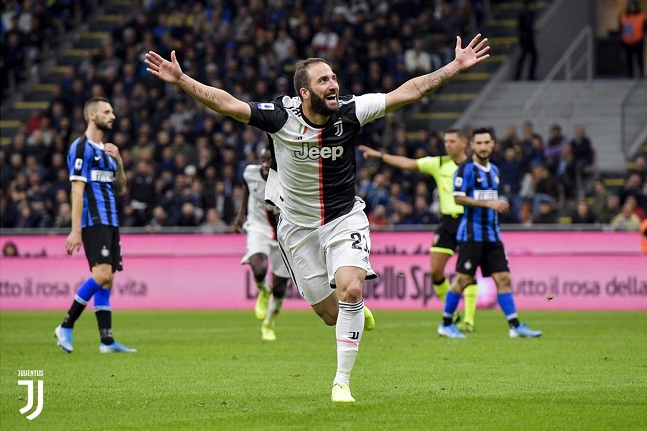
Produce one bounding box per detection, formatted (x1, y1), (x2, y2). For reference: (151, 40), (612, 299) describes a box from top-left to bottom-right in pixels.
(431, 268), (445, 284)
(340, 283), (362, 303)
(93, 267), (113, 287)
(495, 272), (511, 290)
(252, 266), (267, 281)
(272, 278), (288, 298)
(456, 275), (475, 291)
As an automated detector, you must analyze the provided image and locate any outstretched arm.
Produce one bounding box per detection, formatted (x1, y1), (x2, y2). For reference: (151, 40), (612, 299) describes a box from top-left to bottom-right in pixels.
(233, 182), (250, 234)
(145, 50), (252, 123)
(454, 195), (509, 213)
(385, 34), (490, 113)
(358, 145), (419, 171)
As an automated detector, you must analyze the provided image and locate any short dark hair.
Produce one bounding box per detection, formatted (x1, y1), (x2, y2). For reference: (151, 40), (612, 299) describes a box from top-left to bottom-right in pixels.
(293, 58), (328, 97)
(471, 127), (495, 140)
(83, 96), (111, 121)
(444, 128), (466, 140)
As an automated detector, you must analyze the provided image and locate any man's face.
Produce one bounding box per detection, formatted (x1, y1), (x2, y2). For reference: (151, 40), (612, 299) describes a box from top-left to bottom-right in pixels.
(443, 132), (466, 158)
(91, 101), (116, 132)
(470, 132), (494, 161)
(303, 62), (340, 116)
(260, 150), (272, 176)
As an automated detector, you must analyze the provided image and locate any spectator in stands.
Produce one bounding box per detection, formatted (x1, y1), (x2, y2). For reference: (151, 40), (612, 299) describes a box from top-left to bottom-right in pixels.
(3, 30), (26, 94)
(498, 147), (524, 223)
(598, 194), (622, 224)
(53, 202), (72, 228)
(610, 198), (641, 231)
(570, 198), (598, 224)
(631, 155), (646, 184)
(365, 172), (391, 213)
(200, 208), (228, 233)
(619, 1), (646, 78)
(570, 125), (595, 185)
(519, 120), (541, 168)
(129, 160), (157, 226)
(556, 142), (578, 201)
(177, 202), (200, 227)
(618, 172), (644, 208)
(145, 205), (172, 233)
(515, 0), (538, 80)
(214, 180), (236, 225)
(404, 194), (437, 225)
(404, 38), (434, 75)
(14, 201), (37, 228)
(500, 123), (522, 151)
(533, 199), (558, 224)
(527, 162), (559, 221)
(545, 124), (567, 174)
(589, 179), (609, 220)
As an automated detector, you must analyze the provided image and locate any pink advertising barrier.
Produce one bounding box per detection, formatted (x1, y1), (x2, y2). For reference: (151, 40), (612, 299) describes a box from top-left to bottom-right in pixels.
(0, 232), (645, 311)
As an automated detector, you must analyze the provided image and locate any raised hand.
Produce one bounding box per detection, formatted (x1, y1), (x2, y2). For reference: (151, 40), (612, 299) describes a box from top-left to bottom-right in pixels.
(454, 34), (490, 70)
(104, 143), (122, 164)
(145, 50), (183, 84)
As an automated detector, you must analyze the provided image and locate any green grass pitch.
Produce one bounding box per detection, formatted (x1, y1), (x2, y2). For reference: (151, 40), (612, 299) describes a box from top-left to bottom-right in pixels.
(1, 310), (646, 430)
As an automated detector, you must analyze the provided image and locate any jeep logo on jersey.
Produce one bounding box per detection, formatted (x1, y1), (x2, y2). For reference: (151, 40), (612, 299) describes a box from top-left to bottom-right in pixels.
(294, 143), (344, 161)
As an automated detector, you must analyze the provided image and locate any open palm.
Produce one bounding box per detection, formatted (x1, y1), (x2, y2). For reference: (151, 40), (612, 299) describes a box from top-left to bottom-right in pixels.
(145, 50), (183, 84)
(454, 34), (490, 70)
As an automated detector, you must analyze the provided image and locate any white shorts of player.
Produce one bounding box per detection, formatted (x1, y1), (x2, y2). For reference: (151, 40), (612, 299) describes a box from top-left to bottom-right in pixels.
(277, 198), (376, 305)
(241, 225), (290, 278)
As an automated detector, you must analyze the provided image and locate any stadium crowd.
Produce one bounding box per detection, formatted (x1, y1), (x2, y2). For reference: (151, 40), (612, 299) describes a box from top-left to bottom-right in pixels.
(1, 0), (646, 232)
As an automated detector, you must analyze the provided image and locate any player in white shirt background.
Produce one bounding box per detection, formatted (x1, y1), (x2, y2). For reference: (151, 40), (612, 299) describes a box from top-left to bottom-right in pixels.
(234, 149), (289, 342)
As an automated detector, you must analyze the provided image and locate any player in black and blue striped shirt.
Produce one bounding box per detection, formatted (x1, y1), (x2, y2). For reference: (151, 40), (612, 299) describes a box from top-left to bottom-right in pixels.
(438, 127), (542, 339)
(54, 97), (136, 353)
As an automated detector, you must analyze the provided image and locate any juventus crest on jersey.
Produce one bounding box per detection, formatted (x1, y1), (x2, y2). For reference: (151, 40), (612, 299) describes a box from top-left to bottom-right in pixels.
(247, 94), (386, 228)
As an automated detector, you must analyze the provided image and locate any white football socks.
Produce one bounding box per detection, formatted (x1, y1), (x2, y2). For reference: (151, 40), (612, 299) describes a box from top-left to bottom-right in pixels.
(334, 300), (365, 387)
(263, 295), (283, 326)
(257, 278), (270, 294)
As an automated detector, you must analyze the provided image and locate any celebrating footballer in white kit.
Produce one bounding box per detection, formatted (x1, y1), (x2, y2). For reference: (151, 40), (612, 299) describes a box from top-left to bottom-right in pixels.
(236, 149), (290, 342)
(145, 32), (491, 402)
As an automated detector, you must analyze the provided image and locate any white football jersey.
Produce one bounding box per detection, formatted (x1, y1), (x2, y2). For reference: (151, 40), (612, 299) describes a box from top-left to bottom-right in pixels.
(242, 164), (272, 231)
(248, 93), (385, 228)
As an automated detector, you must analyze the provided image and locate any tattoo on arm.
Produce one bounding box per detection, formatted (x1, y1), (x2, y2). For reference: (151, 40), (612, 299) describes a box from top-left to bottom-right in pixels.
(113, 165), (126, 195)
(413, 80), (424, 97)
(421, 70), (450, 95)
(193, 84), (223, 105)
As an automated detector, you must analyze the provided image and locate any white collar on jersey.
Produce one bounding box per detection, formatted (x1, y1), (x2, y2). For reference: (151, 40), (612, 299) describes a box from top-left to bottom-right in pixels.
(474, 161), (491, 172)
(87, 138), (105, 150)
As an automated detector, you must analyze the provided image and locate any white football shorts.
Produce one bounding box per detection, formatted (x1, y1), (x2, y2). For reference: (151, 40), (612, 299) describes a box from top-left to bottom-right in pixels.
(277, 198), (376, 305)
(241, 224), (289, 278)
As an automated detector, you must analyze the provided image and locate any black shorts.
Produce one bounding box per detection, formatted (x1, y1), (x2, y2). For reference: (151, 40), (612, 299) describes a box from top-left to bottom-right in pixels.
(82, 225), (123, 272)
(456, 241), (509, 277)
(431, 215), (461, 255)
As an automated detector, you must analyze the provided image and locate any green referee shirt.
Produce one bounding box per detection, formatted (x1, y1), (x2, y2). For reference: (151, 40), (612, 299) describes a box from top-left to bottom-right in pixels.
(416, 155), (464, 216)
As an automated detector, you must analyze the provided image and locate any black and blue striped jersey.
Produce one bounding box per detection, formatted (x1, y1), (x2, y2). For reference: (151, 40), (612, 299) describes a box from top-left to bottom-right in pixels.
(453, 161), (502, 242)
(67, 135), (119, 228)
